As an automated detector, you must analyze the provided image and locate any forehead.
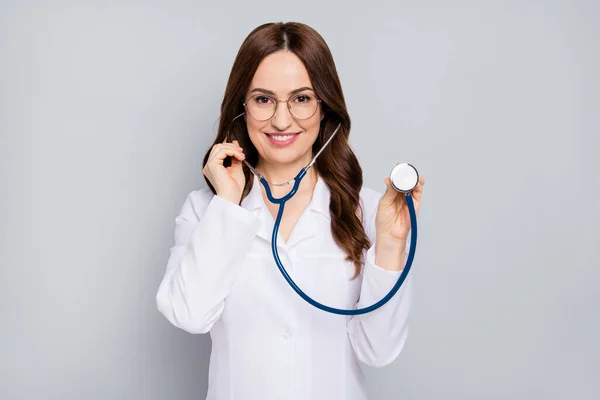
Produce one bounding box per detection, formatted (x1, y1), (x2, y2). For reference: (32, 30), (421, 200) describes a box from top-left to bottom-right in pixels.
(249, 51), (313, 94)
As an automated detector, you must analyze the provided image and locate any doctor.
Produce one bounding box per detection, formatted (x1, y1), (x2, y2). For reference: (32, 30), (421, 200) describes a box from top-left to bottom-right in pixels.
(156, 21), (425, 400)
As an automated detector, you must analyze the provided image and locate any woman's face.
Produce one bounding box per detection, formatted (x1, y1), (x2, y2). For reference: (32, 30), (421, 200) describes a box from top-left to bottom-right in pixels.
(244, 50), (323, 168)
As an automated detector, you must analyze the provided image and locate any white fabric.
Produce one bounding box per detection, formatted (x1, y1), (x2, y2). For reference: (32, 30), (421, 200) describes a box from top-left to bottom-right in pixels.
(156, 174), (413, 400)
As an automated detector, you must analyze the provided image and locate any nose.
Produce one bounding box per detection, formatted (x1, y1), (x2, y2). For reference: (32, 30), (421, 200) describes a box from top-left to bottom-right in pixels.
(271, 100), (293, 131)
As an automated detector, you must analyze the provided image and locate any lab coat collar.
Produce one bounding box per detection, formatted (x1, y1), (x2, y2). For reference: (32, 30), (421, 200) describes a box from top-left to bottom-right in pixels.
(241, 172), (330, 249)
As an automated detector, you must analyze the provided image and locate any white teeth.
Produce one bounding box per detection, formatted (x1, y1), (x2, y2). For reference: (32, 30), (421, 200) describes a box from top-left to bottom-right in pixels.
(270, 134), (294, 141)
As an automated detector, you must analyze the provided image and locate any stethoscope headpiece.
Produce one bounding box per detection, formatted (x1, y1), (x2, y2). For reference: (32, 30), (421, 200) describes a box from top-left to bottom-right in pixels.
(390, 163), (419, 194)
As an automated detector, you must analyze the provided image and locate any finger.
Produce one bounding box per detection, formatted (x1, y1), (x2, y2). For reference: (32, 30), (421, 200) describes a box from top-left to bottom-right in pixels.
(218, 143), (243, 152)
(225, 141), (244, 151)
(412, 190), (422, 204)
(394, 191), (407, 210)
(210, 143), (244, 158)
(209, 147), (246, 165)
(380, 177), (399, 207)
(209, 141), (230, 158)
(411, 183), (423, 203)
(218, 147), (245, 161)
(213, 142), (242, 151)
(226, 155), (243, 170)
(232, 139), (244, 153)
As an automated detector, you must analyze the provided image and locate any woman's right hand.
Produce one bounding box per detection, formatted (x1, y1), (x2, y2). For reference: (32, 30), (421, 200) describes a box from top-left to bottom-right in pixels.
(203, 139), (246, 204)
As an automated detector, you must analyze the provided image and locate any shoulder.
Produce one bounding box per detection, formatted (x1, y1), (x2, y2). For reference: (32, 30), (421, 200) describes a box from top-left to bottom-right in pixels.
(177, 187), (215, 221)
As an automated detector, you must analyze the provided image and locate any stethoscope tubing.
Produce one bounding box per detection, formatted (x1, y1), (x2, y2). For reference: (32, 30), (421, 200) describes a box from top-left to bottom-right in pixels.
(260, 168), (417, 316)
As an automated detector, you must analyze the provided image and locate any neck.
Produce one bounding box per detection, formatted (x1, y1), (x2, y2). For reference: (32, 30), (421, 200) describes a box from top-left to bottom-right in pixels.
(255, 155), (318, 194)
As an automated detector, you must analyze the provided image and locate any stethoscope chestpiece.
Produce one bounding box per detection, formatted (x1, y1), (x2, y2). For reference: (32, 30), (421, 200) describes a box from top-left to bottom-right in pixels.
(390, 163), (419, 194)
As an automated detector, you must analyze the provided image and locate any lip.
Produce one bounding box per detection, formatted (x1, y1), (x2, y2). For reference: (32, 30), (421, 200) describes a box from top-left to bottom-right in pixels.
(264, 132), (301, 147)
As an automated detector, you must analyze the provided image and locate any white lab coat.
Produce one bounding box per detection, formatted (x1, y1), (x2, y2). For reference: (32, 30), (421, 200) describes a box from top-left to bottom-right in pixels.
(156, 173), (413, 400)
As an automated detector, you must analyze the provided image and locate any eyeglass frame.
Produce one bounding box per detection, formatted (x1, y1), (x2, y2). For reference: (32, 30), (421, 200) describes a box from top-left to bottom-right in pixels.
(242, 91), (323, 121)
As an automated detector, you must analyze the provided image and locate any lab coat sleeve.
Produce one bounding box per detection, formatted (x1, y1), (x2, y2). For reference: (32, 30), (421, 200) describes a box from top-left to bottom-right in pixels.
(347, 192), (413, 367)
(156, 190), (261, 334)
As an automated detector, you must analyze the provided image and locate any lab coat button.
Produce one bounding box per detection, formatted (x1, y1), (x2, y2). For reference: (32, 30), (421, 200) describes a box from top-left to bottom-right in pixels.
(281, 332), (290, 340)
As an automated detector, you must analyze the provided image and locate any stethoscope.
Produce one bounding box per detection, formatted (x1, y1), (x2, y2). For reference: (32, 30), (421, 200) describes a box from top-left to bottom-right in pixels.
(228, 114), (419, 315)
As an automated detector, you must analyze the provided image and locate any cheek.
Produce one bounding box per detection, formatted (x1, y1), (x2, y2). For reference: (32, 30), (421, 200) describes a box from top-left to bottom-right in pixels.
(300, 115), (322, 141)
(245, 119), (264, 146)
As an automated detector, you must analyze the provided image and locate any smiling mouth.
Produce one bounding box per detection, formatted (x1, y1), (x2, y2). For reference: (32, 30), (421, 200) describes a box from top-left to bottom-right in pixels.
(265, 132), (300, 141)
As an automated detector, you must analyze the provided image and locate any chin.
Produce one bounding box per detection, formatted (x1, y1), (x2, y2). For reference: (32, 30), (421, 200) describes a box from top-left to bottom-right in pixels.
(267, 152), (305, 165)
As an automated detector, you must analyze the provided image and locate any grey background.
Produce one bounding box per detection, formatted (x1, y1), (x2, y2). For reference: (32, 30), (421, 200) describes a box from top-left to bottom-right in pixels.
(1, 1), (598, 399)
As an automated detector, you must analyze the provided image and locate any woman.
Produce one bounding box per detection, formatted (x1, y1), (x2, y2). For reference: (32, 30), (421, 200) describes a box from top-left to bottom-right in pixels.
(156, 21), (425, 400)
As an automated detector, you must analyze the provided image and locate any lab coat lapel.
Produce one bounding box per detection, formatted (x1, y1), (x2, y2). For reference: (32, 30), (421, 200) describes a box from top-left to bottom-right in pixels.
(240, 175), (272, 244)
(286, 174), (330, 249)
(240, 174), (331, 249)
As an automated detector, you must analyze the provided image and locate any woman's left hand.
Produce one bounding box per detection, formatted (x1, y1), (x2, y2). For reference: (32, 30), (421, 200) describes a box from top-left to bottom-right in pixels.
(375, 169), (425, 244)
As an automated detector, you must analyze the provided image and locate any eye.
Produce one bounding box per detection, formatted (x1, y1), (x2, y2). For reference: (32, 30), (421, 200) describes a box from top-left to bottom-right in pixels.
(294, 94), (312, 103)
(254, 95), (273, 104)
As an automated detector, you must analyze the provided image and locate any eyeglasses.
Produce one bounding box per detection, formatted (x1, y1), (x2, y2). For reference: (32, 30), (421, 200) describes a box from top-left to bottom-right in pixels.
(243, 91), (322, 121)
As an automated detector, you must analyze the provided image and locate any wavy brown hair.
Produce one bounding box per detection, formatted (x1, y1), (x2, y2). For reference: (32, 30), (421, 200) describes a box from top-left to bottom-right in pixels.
(202, 22), (370, 278)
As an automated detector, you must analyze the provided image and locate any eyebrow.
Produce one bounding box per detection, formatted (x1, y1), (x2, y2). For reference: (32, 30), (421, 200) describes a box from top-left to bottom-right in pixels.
(249, 86), (315, 96)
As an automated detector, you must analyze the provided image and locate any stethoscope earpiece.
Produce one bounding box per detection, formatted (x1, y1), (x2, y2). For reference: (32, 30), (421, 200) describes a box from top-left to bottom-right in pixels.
(390, 163), (419, 194)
